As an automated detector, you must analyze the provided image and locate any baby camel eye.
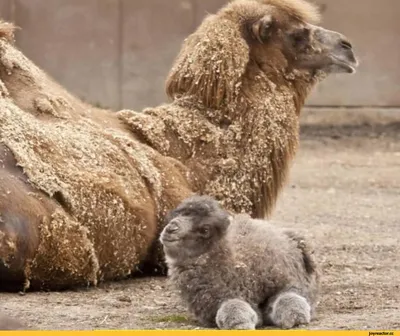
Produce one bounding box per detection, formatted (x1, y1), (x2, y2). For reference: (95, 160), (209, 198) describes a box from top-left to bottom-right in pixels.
(199, 226), (210, 236)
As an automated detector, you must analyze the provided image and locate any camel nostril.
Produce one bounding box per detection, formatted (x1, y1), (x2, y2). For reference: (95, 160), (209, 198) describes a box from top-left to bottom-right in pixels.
(166, 224), (179, 234)
(340, 39), (352, 50)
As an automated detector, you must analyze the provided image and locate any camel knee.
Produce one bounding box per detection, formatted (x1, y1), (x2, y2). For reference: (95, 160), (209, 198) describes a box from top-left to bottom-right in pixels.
(0, 213), (39, 289)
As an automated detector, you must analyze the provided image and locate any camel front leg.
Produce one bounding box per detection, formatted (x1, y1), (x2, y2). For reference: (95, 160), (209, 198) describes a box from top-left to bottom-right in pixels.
(216, 299), (261, 330)
(264, 291), (311, 329)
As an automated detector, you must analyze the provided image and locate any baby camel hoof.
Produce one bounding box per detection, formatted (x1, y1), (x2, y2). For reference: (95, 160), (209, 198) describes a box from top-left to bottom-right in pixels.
(270, 292), (311, 329)
(216, 299), (259, 330)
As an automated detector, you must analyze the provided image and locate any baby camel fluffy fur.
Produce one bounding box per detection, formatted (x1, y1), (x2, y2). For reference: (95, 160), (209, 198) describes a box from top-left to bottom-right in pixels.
(160, 195), (319, 329)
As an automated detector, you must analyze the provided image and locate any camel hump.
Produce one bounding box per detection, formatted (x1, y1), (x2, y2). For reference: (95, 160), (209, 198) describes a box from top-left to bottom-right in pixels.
(283, 229), (317, 276)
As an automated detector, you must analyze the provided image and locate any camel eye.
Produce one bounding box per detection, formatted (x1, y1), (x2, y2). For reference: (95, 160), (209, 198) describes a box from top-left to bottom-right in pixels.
(293, 33), (304, 44)
(199, 226), (210, 237)
(292, 28), (310, 46)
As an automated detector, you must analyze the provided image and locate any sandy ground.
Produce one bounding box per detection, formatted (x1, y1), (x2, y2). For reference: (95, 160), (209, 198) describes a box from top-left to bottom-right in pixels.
(1, 108), (399, 330)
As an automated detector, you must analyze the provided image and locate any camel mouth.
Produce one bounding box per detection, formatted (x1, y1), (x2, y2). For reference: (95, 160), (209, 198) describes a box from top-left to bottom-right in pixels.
(162, 238), (179, 243)
(331, 55), (359, 74)
(159, 234), (179, 245)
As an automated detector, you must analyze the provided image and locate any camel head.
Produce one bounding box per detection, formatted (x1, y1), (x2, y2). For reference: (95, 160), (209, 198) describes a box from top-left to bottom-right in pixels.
(166, 0), (358, 109)
(163, 0), (359, 218)
(246, 0), (358, 75)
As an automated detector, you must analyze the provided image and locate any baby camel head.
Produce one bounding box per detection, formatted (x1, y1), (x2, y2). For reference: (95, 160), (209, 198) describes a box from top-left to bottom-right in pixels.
(160, 195), (230, 262)
(166, 0), (358, 109)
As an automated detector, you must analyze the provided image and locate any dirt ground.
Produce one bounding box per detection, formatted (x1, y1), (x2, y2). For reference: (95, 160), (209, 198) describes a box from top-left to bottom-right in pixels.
(1, 108), (399, 330)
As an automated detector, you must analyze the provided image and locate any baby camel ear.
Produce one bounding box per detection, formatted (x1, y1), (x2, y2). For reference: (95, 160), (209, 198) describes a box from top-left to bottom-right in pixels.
(218, 211), (232, 234)
(228, 215), (234, 224)
(251, 14), (275, 44)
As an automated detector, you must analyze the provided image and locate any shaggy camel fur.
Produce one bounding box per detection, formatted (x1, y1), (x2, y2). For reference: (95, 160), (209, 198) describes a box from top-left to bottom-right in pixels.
(160, 195), (319, 329)
(0, 0), (357, 290)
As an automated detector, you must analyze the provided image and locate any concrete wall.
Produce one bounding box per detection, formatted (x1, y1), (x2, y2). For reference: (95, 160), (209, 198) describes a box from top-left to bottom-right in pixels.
(0, 0), (398, 110)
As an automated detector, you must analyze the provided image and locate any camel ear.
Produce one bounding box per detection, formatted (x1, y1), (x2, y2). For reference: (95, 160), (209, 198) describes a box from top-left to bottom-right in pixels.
(220, 212), (233, 232)
(0, 21), (16, 43)
(166, 15), (249, 109)
(251, 15), (275, 44)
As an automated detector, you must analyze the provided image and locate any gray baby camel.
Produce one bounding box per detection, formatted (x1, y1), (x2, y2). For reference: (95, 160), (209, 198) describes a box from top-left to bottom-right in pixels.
(160, 195), (320, 330)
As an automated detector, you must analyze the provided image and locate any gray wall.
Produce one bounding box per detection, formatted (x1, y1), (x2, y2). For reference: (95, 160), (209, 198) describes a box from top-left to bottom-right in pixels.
(0, 0), (399, 110)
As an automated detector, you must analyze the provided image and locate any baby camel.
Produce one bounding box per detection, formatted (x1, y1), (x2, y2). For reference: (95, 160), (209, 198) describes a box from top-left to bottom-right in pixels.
(160, 195), (319, 329)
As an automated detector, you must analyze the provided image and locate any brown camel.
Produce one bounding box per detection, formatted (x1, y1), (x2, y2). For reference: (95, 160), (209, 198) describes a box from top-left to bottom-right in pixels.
(0, 0), (358, 291)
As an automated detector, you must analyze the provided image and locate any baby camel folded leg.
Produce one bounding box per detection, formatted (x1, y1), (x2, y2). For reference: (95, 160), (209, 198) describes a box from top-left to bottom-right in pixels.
(266, 292), (311, 329)
(216, 299), (261, 330)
